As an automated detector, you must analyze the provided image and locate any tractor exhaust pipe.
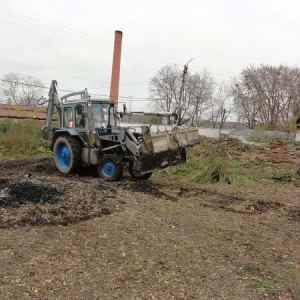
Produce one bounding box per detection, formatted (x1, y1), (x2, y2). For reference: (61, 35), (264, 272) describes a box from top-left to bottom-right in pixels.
(110, 30), (123, 110)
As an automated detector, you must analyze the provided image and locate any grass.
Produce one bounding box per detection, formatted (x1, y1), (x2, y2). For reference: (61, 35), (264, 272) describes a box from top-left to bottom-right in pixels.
(168, 148), (254, 185)
(0, 118), (50, 158)
(0, 141), (299, 299)
(1, 119), (252, 185)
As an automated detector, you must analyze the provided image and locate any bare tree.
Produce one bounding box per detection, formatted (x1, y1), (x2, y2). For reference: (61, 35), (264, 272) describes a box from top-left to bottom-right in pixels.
(231, 78), (259, 129)
(209, 82), (233, 129)
(148, 65), (181, 124)
(0, 72), (44, 106)
(188, 70), (215, 126)
(149, 64), (215, 125)
(232, 64), (300, 130)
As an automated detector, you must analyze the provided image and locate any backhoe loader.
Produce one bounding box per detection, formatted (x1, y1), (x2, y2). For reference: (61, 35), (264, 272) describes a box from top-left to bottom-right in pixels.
(39, 80), (200, 181)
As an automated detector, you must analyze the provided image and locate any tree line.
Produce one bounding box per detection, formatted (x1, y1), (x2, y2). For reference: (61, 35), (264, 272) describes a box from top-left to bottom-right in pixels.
(232, 65), (300, 131)
(2, 64), (300, 131)
(149, 64), (300, 131)
(0, 73), (44, 106)
(149, 64), (232, 127)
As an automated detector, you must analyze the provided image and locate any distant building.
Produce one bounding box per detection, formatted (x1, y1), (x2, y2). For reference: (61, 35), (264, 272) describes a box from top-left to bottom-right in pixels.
(0, 104), (47, 120)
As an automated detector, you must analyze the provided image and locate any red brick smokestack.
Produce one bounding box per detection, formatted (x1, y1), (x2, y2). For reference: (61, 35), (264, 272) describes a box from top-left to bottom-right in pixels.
(110, 30), (123, 110)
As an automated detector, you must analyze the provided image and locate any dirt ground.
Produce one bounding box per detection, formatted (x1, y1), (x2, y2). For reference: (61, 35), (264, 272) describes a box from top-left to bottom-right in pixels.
(0, 142), (300, 300)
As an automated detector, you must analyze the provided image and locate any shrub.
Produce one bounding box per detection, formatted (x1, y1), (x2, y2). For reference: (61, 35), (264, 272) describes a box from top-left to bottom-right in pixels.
(168, 148), (253, 185)
(0, 118), (13, 134)
(0, 119), (47, 156)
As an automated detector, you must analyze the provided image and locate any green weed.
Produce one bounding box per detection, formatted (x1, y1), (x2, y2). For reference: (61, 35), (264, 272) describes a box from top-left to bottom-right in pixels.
(255, 279), (275, 289)
(0, 119), (49, 156)
(168, 149), (253, 185)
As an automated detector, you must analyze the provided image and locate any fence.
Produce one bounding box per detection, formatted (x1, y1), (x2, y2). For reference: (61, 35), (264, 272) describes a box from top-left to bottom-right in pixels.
(198, 128), (297, 143)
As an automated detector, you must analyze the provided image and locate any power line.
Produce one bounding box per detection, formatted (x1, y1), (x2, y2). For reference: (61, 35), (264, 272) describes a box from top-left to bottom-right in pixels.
(0, 53), (110, 84)
(0, 40), (154, 78)
(88, 81), (148, 90)
(0, 78), (77, 93)
(0, 2), (174, 93)
(0, 6), (164, 69)
(0, 40), (107, 68)
(0, 36), (158, 79)
(0, 1), (244, 80)
(0, 18), (117, 62)
(0, 13), (163, 71)
(0, 0), (167, 67)
(0, 77), (155, 101)
(0, 18), (162, 74)
(0, 3), (113, 51)
(0, 7), (164, 69)
(0, 14), (114, 57)
(0, 0), (110, 42)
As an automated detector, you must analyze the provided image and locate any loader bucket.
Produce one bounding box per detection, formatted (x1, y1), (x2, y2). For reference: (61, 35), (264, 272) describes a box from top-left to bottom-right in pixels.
(140, 127), (200, 155)
(137, 127), (200, 173)
(175, 128), (200, 147)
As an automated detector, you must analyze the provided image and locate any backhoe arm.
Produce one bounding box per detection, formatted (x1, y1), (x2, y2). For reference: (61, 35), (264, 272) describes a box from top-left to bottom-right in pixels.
(45, 80), (62, 129)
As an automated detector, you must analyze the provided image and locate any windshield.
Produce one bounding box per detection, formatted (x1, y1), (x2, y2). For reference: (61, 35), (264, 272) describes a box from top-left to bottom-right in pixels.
(88, 103), (114, 130)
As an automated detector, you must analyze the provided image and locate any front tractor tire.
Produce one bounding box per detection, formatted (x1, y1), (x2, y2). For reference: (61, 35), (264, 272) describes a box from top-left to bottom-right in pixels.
(53, 135), (82, 174)
(98, 155), (124, 181)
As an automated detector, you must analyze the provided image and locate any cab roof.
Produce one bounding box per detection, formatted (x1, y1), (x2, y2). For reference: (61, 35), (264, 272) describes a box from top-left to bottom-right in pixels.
(61, 98), (115, 105)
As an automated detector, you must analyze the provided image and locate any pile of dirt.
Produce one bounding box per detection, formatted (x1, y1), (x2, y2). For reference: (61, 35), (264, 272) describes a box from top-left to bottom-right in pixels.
(194, 137), (251, 158)
(195, 137), (300, 176)
(0, 178), (64, 208)
(0, 156), (184, 228)
(253, 140), (300, 164)
(0, 172), (126, 228)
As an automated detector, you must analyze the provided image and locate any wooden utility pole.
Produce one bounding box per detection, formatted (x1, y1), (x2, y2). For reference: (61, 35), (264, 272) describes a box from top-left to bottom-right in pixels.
(177, 59), (193, 125)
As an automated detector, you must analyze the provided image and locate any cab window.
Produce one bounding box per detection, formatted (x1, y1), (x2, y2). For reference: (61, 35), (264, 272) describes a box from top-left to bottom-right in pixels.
(75, 104), (86, 128)
(63, 107), (73, 128)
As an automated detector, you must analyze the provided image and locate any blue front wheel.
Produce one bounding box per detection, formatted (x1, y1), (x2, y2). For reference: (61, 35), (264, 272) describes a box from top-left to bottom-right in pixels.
(98, 155), (123, 181)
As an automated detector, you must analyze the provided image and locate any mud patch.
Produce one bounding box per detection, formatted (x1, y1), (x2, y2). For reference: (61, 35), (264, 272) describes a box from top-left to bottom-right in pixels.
(124, 180), (178, 202)
(0, 178), (64, 207)
(246, 201), (285, 213)
(287, 207), (300, 221)
(0, 177), (9, 189)
(271, 174), (294, 182)
(0, 177), (125, 228)
(197, 191), (286, 216)
(197, 192), (250, 214)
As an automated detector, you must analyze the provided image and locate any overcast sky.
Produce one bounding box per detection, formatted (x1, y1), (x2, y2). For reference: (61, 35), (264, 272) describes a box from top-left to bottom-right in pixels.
(0, 0), (299, 110)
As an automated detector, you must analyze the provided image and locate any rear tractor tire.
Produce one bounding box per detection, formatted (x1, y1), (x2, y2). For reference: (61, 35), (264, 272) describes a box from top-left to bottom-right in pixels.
(129, 160), (153, 180)
(53, 136), (82, 174)
(98, 154), (124, 181)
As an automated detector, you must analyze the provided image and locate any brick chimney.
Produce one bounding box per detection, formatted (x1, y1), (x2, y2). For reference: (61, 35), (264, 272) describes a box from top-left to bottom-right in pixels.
(110, 30), (123, 110)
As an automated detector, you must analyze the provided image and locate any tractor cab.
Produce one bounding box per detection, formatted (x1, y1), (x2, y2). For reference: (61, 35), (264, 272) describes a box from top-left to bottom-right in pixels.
(87, 100), (116, 131)
(61, 100), (116, 133)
